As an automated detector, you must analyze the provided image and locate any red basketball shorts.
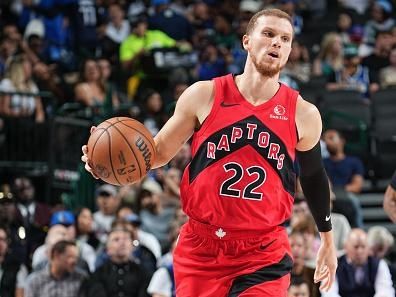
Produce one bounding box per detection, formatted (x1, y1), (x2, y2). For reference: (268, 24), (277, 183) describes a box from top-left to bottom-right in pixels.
(173, 219), (293, 297)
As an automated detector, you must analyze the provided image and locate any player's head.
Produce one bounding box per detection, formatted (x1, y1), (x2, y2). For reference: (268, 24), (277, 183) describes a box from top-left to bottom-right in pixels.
(243, 8), (293, 77)
(288, 277), (310, 297)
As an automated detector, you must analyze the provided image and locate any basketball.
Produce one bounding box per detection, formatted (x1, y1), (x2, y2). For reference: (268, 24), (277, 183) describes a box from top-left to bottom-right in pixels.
(87, 117), (156, 186)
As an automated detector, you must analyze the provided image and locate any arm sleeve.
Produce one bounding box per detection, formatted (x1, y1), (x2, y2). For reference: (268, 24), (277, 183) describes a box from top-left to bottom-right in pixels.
(296, 141), (332, 232)
(390, 170), (396, 190)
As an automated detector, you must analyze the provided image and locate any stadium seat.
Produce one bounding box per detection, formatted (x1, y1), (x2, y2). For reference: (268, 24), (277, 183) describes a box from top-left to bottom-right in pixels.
(371, 89), (396, 180)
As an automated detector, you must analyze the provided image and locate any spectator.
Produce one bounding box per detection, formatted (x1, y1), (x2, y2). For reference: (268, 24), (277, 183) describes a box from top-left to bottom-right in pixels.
(103, 3), (130, 63)
(379, 45), (396, 88)
(337, 12), (353, 44)
(163, 81), (189, 118)
(0, 54), (45, 122)
(148, 0), (194, 42)
(367, 226), (394, 259)
(361, 0), (395, 55)
(158, 167), (181, 208)
(323, 129), (365, 193)
(312, 32), (344, 78)
(289, 231), (320, 297)
(147, 235), (178, 297)
(18, 2), (73, 71)
(94, 219), (158, 277)
(117, 205), (162, 261)
(0, 187), (28, 265)
(322, 129), (364, 228)
(338, 0), (369, 15)
(139, 88), (165, 136)
(290, 194), (310, 230)
(293, 187), (351, 256)
(0, 35), (17, 80)
(119, 13), (176, 94)
(105, 3), (130, 46)
(11, 176), (51, 267)
(279, 0), (303, 36)
(227, 18), (249, 75)
(97, 57), (120, 115)
(21, 20), (69, 103)
(322, 228), (394, 297)
(137, 187), (175, 250)
(213, 15), (237, 49)
(291, 215), (321, 269)
(329, 190), (351, 256)
(188, 1), (214, 32)
(86, 227), (150, 297)
(362, 30), (393, 87)
(74, 207), (100, 251)
(93, 184), (120, 243)
(32, 216), (96, 273)
(67, 0), (107, 58)
(282, 39), (311, 83)
(326, 44), (372, 99)
(0, 224), (28, 297)
(168, 142), (191, 172)
(25, 240), (87, 297)
(75, 59), (118, 119)
(196, 43), (227, 80)
(288, 276), (311, 297)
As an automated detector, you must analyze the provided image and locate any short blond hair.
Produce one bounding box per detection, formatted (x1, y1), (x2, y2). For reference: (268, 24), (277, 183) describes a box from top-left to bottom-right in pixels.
(246, 8), (293, 35)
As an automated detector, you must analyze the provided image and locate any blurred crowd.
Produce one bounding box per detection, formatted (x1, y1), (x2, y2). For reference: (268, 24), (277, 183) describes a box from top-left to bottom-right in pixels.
(0, 0), (396, 296)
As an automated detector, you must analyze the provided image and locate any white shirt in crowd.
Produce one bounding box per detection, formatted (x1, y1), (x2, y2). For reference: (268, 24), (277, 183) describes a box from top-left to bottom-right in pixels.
(0, 78), (39, 115)
(321, 259), (395, 297)
(137, 229), (162, 260)
(147, 267), (173, 297)
(105, 20), (130, 44)
(93, 211), (115, 243)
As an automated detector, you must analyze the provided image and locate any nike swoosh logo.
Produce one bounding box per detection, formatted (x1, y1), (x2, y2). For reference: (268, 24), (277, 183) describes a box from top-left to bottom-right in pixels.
(325, 215), (331, 221)
(259, 239), (276, 250)
(220, 101), (240, 107)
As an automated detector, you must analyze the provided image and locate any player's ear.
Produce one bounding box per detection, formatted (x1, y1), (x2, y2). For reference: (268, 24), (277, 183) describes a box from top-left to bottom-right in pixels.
(242, 34), (250, 50)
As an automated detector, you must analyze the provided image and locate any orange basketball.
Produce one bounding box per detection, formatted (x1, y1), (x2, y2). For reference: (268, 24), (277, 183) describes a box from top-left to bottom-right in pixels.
(87, 117), (156, 186)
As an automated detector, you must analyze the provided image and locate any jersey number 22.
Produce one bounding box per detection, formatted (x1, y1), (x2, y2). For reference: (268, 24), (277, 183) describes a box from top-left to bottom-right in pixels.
(220, 162), (266, 200)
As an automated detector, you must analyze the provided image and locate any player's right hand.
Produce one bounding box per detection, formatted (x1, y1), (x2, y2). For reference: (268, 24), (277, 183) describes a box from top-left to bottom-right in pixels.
(81, 126), (99, 179)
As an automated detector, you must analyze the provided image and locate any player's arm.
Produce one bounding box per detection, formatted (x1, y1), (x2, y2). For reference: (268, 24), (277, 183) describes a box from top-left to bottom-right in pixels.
(295, 95), (337, 291)
(295, 96), (331, 232)
(384, 170), (396, 222)
(153, 81), (214, 168)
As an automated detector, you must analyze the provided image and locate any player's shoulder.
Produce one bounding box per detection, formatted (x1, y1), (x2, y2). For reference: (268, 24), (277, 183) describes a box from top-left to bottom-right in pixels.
(296, 94), (320, 119)
(178, 80), (214, 104)
(189, 80), (214, 94)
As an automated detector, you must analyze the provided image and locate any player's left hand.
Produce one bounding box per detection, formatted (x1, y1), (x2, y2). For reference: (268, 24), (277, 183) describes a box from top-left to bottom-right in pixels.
(314, 238), (337, 292)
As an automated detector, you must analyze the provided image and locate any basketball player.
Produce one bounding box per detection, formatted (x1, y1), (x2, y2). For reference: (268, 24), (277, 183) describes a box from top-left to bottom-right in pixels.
(384, 170), (396, 222)
(82, 8), (337, 296)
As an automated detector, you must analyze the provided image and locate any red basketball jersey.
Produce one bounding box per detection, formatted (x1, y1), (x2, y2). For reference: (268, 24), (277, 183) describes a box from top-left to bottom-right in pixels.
(180, 74), (299, 231)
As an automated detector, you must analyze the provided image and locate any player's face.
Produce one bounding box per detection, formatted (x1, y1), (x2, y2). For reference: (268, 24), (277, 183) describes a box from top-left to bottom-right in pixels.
(243, 16), (293, 77)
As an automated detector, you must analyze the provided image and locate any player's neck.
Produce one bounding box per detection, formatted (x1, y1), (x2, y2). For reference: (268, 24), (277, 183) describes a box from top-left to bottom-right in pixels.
(235, 71), (280, 105)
